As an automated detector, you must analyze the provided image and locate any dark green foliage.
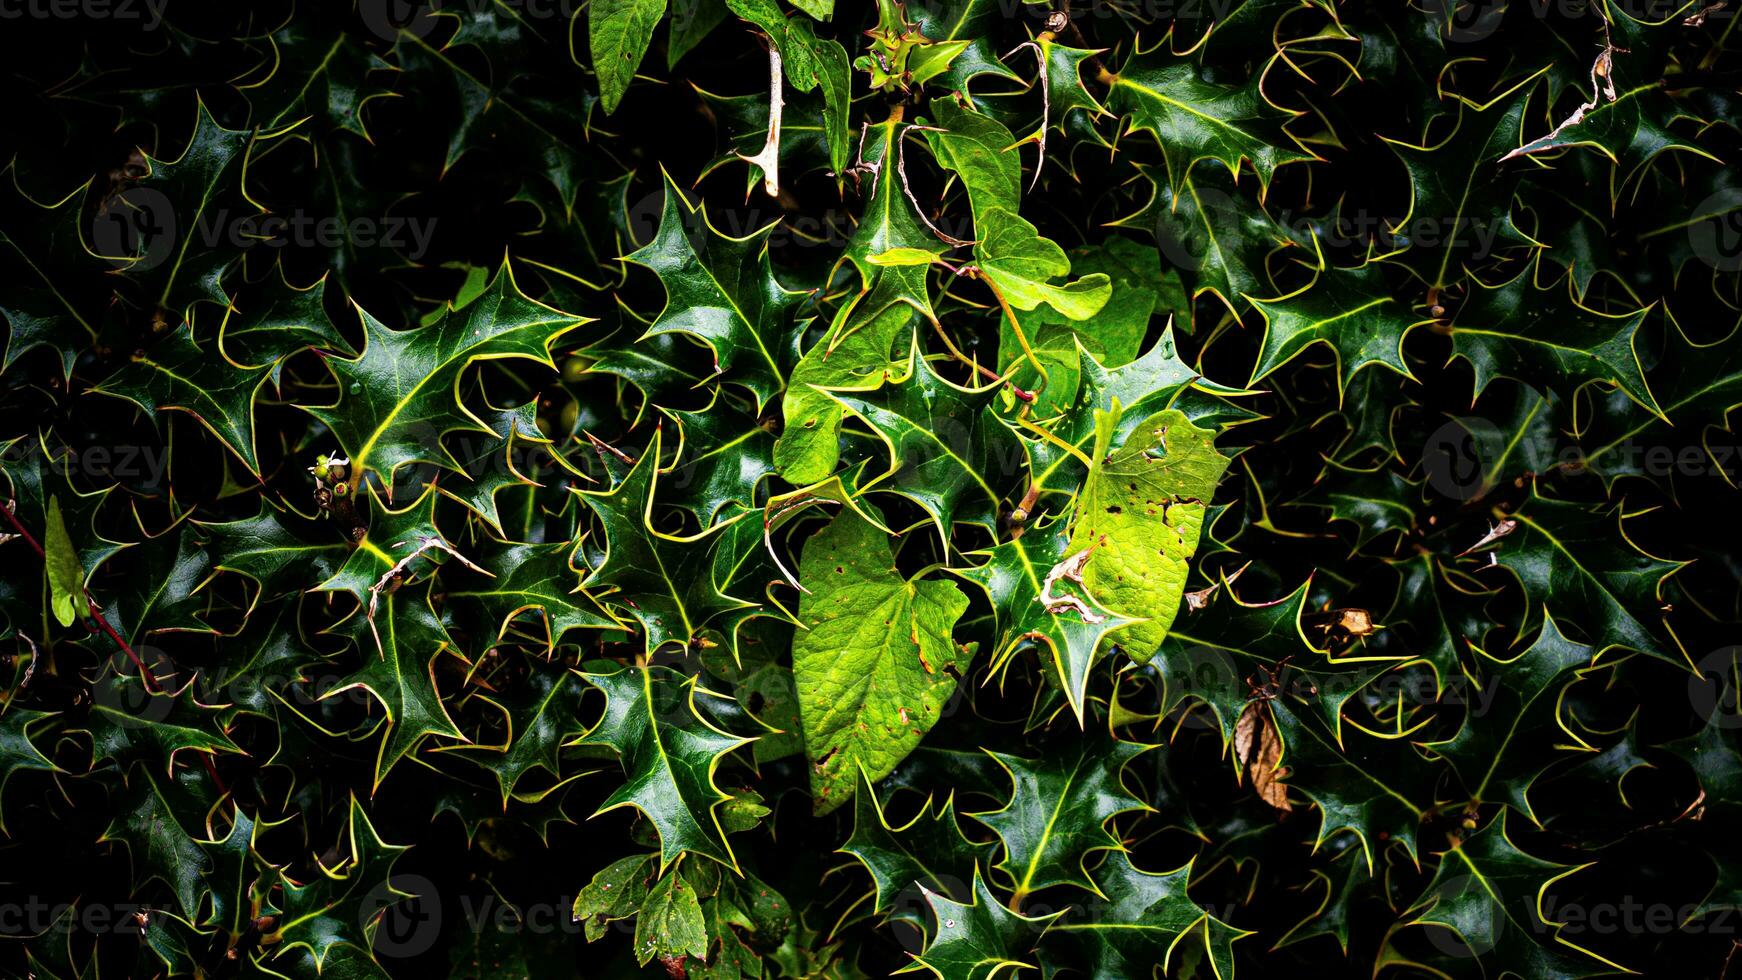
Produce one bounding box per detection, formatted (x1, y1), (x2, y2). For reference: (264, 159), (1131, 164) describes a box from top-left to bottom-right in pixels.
(1, 1), (1739, 978)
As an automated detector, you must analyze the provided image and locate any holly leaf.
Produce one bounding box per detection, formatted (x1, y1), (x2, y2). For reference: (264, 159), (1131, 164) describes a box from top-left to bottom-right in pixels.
(90, 324), (273, 474)
(444, 665), (594, 805)
(954, 515), (1135, 725)
(829, 346), (1022, 546)
(1391, 812), (1621, 978)
(301, 262), (586, 491)
(1041, 851), (1250, 980)
(903, 867), (1063, 980)
(1422, 614), (1594, 823)
(626, 171), (807, 410)
(1382, 72), (1543, 289)
(1249, 249), (1429, 396)
(324, 584), (468, 790)
(96, 99), (264, 318)
(100, 764), (213, 920)
(1479, 490), (1688, 667)
(1446, 257), (1660, 417)
(1106, 42), (1310, 196)
(574, 664), (754, 871)
(1113, 161), (1296, 317)
(573, 429), (762, 654)
(266, 796), (414, 971)
(0, 169), (104, 378)
(841, 765), (987, 916)
(445, 538), (623, 650)
(972, 735), (1151, 904)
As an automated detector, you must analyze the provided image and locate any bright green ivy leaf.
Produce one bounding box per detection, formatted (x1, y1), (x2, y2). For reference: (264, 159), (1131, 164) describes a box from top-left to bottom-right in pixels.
(792, 509), (970, 815)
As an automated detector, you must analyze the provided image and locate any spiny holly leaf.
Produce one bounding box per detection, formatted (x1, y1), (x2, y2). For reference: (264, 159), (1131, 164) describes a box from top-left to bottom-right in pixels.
(994, 37), (1108, 153)
(82, 672), (244, 774)
(98, 522), (211, 643)
(1578, 321), (1742, 489)
(266, 796), (414, 971)
(1269, 694), (1434, 869)
(0, 707), (57, 833)
(1422, 614), (1594, 823)
(902, 867), (1062, 980)
(90, 325), (273, 474)
(829, 347), (1023, 546)
(1041, 851), (1250, 980)
(429, 401), (549, 535)
(0, 170), (103, 378)
(1446, 256), (1660, 417)
(1150, 574), (1316, 744)
(1106, 42), (1310, 196)
(444, 665), (592, 805)
(841, 765), (987, 917)
(661, 395), (777, 525)
(573, 429), (761, 654)
(200, 501), (347, 601)
(205, 599), (308, 718)
(301, 262), (586, 491)
(1249, 249), (1429, 396)
(1503, 84), (1718, 193)
(574, 664), (754, 872)
(214, 270), (351, 369)
(1113, 161), (1296, 317)
(626, 171), (807, 410)
(323, 585), (468, 790)
(100, 764), (213, 920)
(972, 734), (1151, 904)
(792, 509), (970, 815)
(1390, 812), (1621, 978)
(954, 514), (1135, 725)
(445, 538), (623, 650)
(1066, 406), (1230, 664)
(1480, 490), (1688, 667)
(240, 20), (381, 136)
(909, 0), (1024, 93)
(97, 100), (267, 319)
(198, 806), (273, 942)
(313, 484), (445, 606)
(1382, 71), (1543, 289)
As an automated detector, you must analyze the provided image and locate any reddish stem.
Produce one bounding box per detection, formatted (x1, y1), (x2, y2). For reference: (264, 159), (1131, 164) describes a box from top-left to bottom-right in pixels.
(2, 501), (158, 692)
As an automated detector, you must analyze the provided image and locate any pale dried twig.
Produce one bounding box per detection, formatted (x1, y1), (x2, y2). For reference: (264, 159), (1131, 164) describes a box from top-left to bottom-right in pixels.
(1500, 30), (1621, 163)
(737, 37), (784, 198)
(367, 537), (491, 656)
